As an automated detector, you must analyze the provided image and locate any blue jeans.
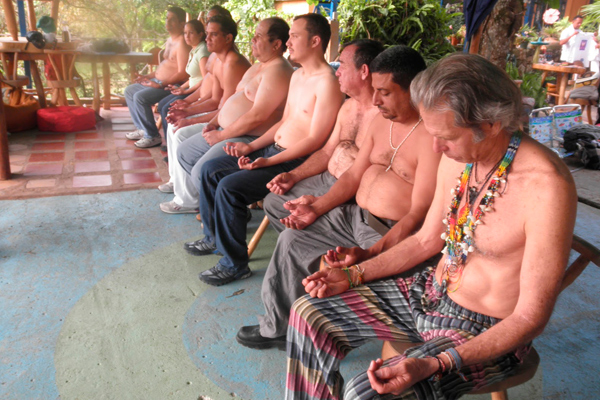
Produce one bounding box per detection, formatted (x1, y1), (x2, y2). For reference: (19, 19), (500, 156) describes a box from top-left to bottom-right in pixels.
(177, 133), (257, 200)
(198, 145), (306, 272)
(124, 81), (170, 139)
(158, 93), (187, 137)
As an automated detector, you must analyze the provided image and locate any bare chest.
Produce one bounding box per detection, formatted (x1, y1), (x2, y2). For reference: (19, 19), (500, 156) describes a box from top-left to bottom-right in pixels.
(287, 77), (319, 117)
(163, 40), (176, 61)
(242, 74), (261, 103)
(441, 175), (527, 258)
(370, 134), (418, 183)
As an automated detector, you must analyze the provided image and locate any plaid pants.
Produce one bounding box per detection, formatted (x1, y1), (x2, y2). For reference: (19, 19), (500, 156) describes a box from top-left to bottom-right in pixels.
(285, 267), (529, 400)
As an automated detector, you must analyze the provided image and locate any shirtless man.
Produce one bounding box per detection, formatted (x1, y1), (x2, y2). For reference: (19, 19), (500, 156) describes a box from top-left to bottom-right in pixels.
(186, 13), (344, 287)
(124, 7), (190, 148)
(159, 18), (294, 213)
(285, 53), (578, 400)
(170, 15), (250, 130)
(236, 46), (441, 350)
(262, 39), (384, 232)
(156, 15), (251, 205)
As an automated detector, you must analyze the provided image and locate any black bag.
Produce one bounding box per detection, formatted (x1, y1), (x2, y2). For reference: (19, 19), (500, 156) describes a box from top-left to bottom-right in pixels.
(91, 39), (130, 53)
(25, 31), (46, 49)
(564, 125), (600, 170)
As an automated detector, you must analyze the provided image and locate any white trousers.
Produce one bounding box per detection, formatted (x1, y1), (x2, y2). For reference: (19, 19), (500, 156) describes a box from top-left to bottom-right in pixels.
(166, 120), (206, 207)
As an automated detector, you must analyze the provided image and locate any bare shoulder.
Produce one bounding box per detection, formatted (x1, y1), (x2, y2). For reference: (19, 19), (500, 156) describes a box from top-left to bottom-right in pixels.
(229, 51), (251, 68)
(337, 98), (354, 118)
(262, 58), (294, 79)
(368, 113), (388, 133)
(206, 53), (218, 72)
(175, 35), (189, 51)
(513, 135), (577, 204)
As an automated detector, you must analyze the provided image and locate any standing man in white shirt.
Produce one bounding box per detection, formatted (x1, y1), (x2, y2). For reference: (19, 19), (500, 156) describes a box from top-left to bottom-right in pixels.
(560, 15), (584, 63)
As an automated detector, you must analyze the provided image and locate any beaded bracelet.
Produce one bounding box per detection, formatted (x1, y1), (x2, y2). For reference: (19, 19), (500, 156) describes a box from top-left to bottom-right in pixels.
(439, 351), (454, 372)
(446, 348), (463, 370)
(427, 356), (446, 382)
(445, 348), (468, 381)
(341, 265), (365, 288)
(341, 267), (355, 288)
(352, 264), (365, 286)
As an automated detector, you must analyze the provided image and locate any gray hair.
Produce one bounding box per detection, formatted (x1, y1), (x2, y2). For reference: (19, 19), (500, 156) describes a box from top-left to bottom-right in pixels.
(410, 53), (522, 140)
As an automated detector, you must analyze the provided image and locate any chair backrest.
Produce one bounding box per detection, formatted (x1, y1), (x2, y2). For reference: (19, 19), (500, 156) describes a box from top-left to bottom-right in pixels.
(529, 107), (553, 144)
(553, 104), (582, 140)
(561, 234), (600, 291)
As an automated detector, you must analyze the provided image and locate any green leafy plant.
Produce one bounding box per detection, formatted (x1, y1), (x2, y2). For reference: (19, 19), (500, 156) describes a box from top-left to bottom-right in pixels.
(336, 0), (455, 65)
(506, 62), (547, 108)
(447, 12), (464, 36)
(582, 0), (600, 21)
(514, 23), (540, 49)
(521, 72), (548, 109)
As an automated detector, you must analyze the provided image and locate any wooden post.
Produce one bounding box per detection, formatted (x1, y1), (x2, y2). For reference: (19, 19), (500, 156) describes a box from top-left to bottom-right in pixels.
(1, 0), (20, 40)
(469, 24), (484, 55)
(326, 14), (340, 63)
(0, 96), (11, 180)
(26, 0), (37, 31)
(51, 0), (60, 22)
(102, 61), (111, 110)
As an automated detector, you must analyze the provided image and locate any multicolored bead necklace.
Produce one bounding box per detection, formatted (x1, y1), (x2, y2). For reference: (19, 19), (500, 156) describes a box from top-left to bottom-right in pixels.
(440, 131), (522, 293)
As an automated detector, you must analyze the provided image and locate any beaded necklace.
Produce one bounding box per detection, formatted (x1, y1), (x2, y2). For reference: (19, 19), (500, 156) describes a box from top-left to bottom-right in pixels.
(440, 131), (522, 293)
(386, 117), (422, 172)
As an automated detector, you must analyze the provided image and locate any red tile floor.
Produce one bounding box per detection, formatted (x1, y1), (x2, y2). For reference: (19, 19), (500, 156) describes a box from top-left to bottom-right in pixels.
(0, 107), (169, 199)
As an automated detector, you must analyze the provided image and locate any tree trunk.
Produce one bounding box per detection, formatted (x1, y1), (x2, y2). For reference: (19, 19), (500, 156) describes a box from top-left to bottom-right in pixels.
(478, 0), (524, 70)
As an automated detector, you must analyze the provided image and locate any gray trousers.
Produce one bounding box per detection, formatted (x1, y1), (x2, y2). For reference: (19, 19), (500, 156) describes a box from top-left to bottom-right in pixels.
(263, 171), (338, 233)
(258, 203), (382, 338)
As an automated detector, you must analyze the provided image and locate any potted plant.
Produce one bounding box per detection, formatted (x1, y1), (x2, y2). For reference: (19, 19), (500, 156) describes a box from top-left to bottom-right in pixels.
(515, 24), (539, 49)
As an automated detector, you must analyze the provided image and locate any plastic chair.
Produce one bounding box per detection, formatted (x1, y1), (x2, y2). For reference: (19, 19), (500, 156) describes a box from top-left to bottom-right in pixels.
(381, 234), (600, 400)
(529, 105), (582, 158)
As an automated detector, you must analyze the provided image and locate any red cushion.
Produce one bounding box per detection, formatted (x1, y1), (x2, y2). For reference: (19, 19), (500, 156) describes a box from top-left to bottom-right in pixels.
(37, 106), (96, 132)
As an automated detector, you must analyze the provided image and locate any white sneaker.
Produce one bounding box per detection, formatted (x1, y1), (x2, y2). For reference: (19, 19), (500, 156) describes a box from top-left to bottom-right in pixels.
(158, 182), (174, 193)
(160, 200), (198, 214)
(125, 129), (145, 140)
(135, 137), (162, 148)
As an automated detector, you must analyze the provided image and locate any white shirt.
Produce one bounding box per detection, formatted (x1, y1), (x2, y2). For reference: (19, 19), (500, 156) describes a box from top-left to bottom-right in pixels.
(560, 25), (595, 66)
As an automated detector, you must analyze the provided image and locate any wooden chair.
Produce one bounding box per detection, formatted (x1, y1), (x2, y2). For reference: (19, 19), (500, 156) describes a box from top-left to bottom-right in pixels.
(567, 71), (600, 124)
(381, 234), (600, 400)
(44, 49), (82, 107)
(247, 201), (270, 258)
(0, 50), (31, 90)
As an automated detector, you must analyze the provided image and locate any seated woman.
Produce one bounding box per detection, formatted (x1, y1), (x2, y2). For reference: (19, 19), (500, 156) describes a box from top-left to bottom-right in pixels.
(157, 19), (210, 138)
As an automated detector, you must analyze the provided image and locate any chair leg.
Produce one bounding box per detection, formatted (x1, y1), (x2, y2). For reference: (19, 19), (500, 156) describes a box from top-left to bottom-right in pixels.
(490, 390), (508, 400)
(247, 215), (270, 258)
(586, 105), (592, 124)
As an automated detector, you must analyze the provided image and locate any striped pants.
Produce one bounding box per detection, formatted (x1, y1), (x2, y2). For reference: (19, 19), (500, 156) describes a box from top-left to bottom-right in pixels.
(285, 267), (529, 400)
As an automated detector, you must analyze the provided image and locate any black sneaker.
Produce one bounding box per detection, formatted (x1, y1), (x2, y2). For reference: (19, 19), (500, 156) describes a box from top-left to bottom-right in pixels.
(183, 238), (220, 256)
(236, 325), (286, 350)
(199, 263), (252, 286)
(160, 145), (168, 152)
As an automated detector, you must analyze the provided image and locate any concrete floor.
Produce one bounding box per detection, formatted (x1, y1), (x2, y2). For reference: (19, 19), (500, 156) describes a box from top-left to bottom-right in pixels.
(1, 188), (599, 400)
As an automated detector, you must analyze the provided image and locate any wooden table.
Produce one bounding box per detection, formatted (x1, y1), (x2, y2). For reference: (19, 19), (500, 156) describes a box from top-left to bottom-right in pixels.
(77, 52), (153, 112)
(1, 38), (80, 109)
(532, 63), (587, 105)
